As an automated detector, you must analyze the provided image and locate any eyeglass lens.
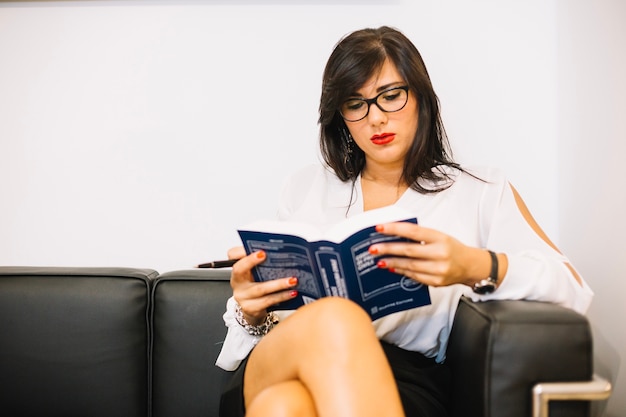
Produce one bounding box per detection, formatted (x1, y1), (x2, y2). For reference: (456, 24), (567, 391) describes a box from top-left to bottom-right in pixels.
(340, 87), (408, 122)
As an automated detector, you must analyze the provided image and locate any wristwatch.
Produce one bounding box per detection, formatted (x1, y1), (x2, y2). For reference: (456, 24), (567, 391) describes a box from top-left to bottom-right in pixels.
(473, 250), (499, 294)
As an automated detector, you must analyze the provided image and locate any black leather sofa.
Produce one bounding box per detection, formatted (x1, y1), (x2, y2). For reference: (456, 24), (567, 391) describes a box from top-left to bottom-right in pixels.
(0, 266), (597, 417)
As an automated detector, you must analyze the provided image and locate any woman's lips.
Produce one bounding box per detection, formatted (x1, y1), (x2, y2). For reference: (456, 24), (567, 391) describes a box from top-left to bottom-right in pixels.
(371, 133), (395, 145)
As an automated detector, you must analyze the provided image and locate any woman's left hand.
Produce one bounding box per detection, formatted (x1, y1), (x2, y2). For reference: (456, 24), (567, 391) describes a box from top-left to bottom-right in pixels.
(369, 222), (491, 287)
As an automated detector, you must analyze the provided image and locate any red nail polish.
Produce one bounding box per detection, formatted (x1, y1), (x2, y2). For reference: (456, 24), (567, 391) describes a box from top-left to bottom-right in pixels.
(369, 246), (379, 255)
(290, 290), (298, 297)
(288, 276), (298, 285)
(388, 267), (396, 273)
(375, 225), (385, 232)
(256, 250), (266, 259)
(377, 260), (387, 268)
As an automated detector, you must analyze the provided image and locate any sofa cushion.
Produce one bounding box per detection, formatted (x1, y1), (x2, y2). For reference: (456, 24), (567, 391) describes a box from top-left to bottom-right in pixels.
(0, 267), (156, 417)
(150, 269), (232, 417)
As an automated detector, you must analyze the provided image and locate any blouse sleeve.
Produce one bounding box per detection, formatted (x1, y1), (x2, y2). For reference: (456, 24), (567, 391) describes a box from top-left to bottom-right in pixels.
(466, 169), (593, 314)
(215, 296), (263, 371)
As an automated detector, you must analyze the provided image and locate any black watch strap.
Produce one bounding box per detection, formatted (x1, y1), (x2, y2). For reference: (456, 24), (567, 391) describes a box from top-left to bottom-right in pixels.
(473, 250), (499, 294)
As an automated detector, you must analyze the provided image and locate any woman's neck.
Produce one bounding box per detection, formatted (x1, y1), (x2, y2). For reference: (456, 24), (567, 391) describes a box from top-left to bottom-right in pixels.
(361, 163), (406, 187)
(360, 164), (409, 210)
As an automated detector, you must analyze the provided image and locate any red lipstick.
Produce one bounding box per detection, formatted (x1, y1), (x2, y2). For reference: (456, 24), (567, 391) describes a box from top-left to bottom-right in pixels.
(371, 133), (395, 145)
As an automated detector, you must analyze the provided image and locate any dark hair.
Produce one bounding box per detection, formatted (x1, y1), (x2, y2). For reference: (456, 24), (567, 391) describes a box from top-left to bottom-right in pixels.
(319, 26), (462, 193)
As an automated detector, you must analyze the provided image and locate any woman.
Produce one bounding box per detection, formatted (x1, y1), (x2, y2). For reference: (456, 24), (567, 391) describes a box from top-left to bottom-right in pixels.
(216, 26), (593, 417)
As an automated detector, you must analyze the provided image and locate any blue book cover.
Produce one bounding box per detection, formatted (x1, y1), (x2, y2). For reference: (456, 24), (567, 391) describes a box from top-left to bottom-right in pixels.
(237, 206), (432, 321)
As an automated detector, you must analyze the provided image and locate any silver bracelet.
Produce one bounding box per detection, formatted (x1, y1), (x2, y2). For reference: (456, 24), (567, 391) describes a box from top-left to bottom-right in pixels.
(234, 302), (280, 336)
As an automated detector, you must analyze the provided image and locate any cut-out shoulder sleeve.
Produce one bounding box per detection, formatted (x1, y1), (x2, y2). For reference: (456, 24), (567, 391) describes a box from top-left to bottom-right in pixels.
(466, 170), (592, 314)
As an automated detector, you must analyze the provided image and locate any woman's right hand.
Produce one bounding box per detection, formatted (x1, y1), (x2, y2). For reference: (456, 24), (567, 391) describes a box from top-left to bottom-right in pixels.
(230, 249), (298, 326)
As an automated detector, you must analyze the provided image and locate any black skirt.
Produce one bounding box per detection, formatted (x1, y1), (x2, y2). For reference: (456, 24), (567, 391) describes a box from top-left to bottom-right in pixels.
(219, 341), (451, 417)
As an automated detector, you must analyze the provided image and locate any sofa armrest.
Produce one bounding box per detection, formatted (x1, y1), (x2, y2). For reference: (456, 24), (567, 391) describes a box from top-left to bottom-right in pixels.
(446, 296), (593, 417)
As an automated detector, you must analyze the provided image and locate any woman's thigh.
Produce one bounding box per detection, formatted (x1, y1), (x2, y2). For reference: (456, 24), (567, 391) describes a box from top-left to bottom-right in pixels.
(243, 297), (381, 405)
(243, 296), (410, 417)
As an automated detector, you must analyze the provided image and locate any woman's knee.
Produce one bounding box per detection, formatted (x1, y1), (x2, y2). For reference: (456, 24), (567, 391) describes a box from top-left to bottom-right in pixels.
(246, 380), (317, 417)
(298, 297), (373, 334)
(243, 297), (380, 399)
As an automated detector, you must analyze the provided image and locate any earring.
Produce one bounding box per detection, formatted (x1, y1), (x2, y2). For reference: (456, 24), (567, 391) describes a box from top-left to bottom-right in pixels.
(342, 127), (354, 165)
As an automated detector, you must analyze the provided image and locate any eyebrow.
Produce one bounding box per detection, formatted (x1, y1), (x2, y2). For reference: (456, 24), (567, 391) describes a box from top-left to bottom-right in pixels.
(349, 81), (406, 98)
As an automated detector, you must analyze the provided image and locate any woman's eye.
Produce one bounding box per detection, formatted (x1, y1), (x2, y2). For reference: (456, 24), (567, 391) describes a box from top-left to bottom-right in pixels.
(382, 91), (401, 102)
(345, 100), (365, 111)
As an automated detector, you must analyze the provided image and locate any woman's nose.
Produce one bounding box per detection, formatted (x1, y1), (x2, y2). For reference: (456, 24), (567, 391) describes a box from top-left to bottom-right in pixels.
(367, 102), (388, 126)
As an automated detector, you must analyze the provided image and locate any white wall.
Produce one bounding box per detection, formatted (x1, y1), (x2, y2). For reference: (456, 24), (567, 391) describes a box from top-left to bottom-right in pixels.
(0, 0), (623, 414)
(0, 0), (560, 271)
(556, 1), (626, 415)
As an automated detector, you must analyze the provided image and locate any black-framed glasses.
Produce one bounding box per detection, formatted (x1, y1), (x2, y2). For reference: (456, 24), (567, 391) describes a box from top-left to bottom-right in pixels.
(340, 86), (409, 122)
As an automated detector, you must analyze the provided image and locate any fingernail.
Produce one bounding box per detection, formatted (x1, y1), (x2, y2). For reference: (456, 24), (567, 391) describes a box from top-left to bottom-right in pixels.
(375, 225), (385, 232)
(369, 246), (379, 255)
(290, 290), (298, 297)
(288, 276), (298, 285)
(388, 267), (396, 273)
(256, 250), (266, 259)
(377, 260), (387, 268)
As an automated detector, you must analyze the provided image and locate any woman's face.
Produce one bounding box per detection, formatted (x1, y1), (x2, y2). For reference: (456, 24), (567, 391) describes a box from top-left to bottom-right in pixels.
(343, 59), (419, 172)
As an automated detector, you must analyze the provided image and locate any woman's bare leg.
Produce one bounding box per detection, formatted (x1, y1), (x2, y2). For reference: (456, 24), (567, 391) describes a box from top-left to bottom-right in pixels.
(243, 297), (405, 417)
(246, 380), (317, 417)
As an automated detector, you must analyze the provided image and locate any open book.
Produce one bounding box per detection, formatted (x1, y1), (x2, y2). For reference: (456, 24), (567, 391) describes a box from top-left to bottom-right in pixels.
(237, 206), (431, 321)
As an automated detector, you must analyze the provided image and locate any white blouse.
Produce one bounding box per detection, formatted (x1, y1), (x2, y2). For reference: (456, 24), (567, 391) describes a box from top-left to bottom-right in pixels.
(216, 164), (593, 371)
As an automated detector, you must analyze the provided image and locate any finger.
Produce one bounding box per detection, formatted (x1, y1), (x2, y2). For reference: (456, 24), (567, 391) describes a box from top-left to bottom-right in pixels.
(239, 287), (299, 318)
(375, 222), (441, 243)
(377, 249), (468, 287)
(230, 250), (268, 286)
(370, 238), (447, 260)
(384, 265), (448, 287)
(236, 277), (299, 320)
(236, 276), (299, 301)
(227, 246), (247, 260)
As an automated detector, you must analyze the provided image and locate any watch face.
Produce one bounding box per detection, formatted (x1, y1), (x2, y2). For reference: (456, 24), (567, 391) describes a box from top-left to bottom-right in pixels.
(473, 279), (496, 295)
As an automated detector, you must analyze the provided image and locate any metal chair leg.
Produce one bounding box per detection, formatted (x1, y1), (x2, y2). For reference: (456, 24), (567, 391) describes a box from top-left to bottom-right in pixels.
(532, 374), (612, 417)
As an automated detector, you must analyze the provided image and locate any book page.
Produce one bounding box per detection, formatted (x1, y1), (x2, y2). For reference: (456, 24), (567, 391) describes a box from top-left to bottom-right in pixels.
(323, 205), (417, 243)
(238, 205), (417, 244)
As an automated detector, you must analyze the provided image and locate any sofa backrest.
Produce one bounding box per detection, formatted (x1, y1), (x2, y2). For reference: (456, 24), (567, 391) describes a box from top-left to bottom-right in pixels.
(0, 267), (157, 417)
(150, 269), (232, 417)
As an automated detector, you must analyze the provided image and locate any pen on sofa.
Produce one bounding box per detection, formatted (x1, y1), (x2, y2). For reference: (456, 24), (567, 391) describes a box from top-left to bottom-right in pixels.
(196, 259), (238, 268)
